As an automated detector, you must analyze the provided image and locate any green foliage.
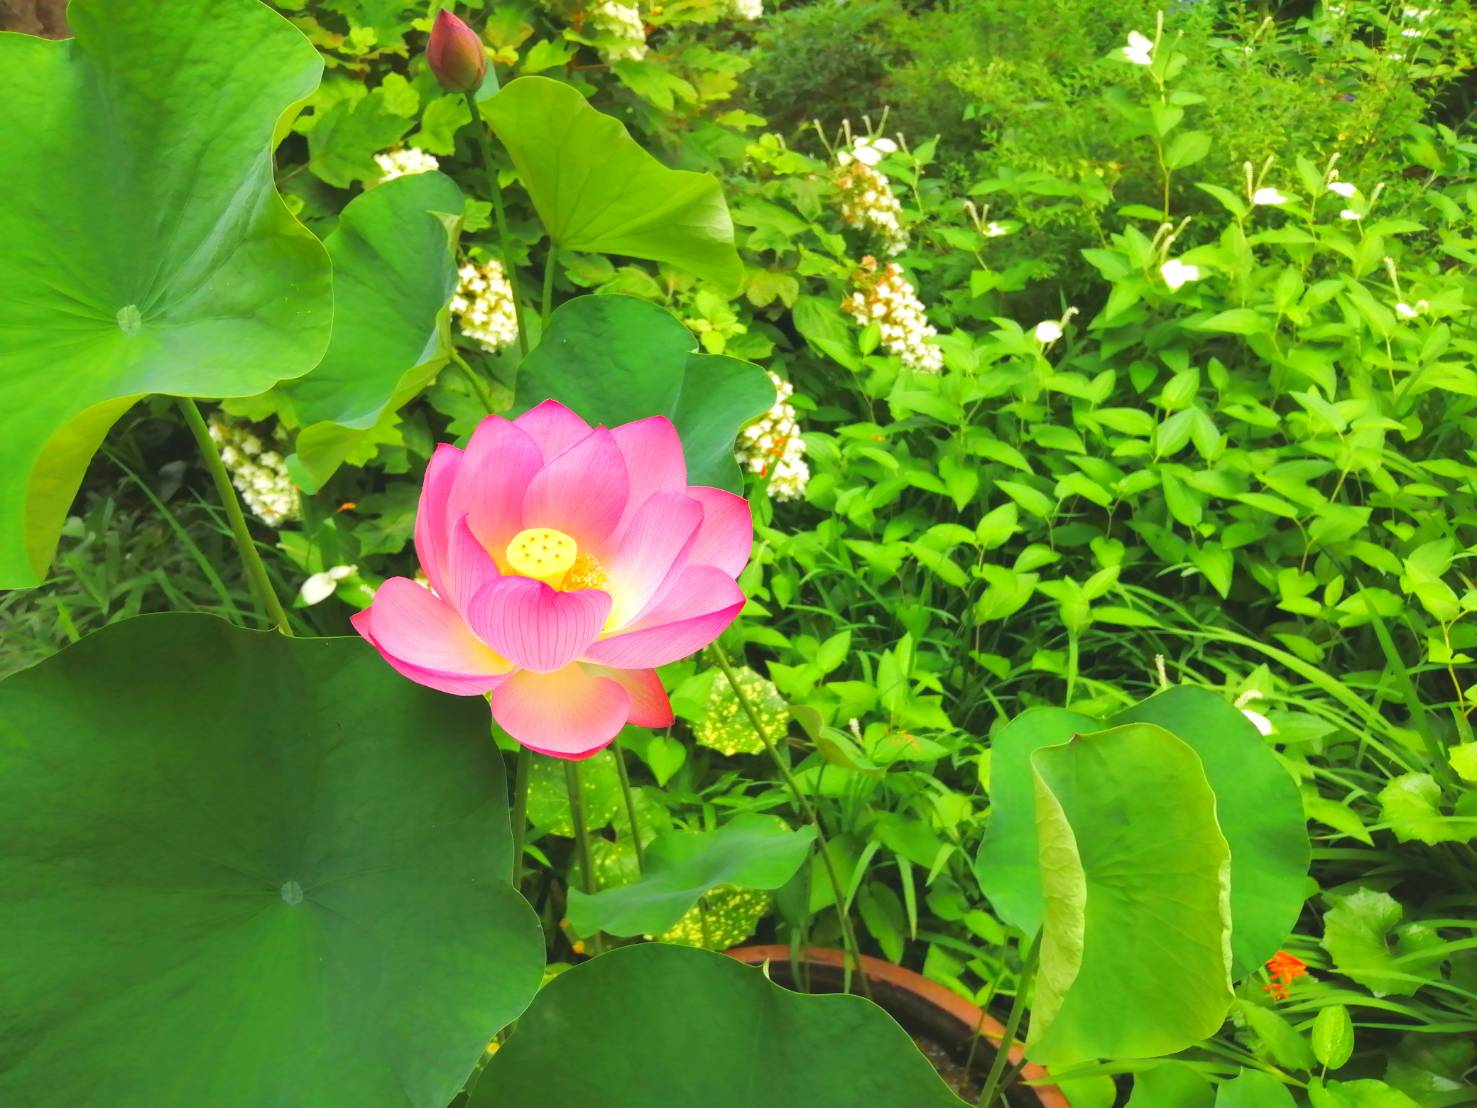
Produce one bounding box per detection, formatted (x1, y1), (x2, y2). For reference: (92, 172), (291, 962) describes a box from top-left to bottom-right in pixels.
(0, 0), (333, 587)
(0, 614), (543, 1105)
(283, 171), (464, 491)
(1027, 724), (1234, 1067)
(976, 692), (1308, 980)
(567, 814), (814, 937)
(513, 295), (774, 489)
(8, 0), (1477, 1100)
(485, 76), (744, 290)
(473, 943), (968, 1106)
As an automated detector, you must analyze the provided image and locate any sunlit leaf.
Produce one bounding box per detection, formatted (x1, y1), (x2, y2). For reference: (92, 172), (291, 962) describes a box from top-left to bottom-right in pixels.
(0, 0), (333, 587)
(1026, 724), (1234, 1066)
(1114, 686), (1309, 975)
(485, 76), (742, 290)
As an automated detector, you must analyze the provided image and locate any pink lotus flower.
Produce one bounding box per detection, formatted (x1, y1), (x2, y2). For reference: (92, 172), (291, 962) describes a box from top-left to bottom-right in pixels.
(352, 400), (751, 759)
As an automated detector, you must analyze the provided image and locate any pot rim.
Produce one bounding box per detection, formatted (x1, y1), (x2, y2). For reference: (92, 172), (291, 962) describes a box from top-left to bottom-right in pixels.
(725, 944), (1071, 1108)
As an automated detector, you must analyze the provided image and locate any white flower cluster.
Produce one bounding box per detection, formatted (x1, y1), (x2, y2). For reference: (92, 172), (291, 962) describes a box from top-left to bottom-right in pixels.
(841, 255), (943, 373)
(373, 146), (439, 183)
(590, 0), (647, 62)
(737, 372), (809, 501)
(207, 416), (298, 528)
(834, 137), (907, 256)
(729, 0), (763, 18)
(450, 260), (519, 352)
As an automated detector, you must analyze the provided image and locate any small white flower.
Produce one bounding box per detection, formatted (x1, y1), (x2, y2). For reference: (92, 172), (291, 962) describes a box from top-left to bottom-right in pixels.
(1033, 319), (1064, 344)
(849, 137), (896, 167)
(983, 221), (1010, 238)
(1252, 187), (1288, 206)
(1122, 30), (1155, 65)
(1327, 180), (1357, 198)
(1395, 301), (1419, 320)
(373, 147), (439, 184)
(299, 565), (357, 607)
(1160, 258), (1201, 291)
(1241, 708), (1275, 737)
(1339, 208), (1363, 221)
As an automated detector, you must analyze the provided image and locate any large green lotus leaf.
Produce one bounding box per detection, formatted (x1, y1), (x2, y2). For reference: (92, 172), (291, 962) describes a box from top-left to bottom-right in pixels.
(471, 944), (967, 1107)
(1113, 686), (1310, 976)
(1026, 724), (1234, 1067)
(0, 0), (333, 588)
(973, 707), (1098, 933)
(975, 690), (1308, 979)
(283, 171), (464, 492)
(567, 814), (816, 937)
(485, 76), (742, 291)
(0, 615), (544, 1107)
(513, 295), (774, 491)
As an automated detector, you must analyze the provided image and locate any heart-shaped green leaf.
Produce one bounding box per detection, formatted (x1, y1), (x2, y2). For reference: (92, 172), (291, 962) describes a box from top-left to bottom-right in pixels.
(485, 76), (742, 291)
(514, 295), (774, 490)
(0, 0), (333, 587)
(282, 171), (464, 492)
(567, 814), (816, 937)
(0, 615), (544, 1106)
(975, 689), (1307, 978)
(472, 943), (967, 1106)
(1026, 724), (1234, 1066)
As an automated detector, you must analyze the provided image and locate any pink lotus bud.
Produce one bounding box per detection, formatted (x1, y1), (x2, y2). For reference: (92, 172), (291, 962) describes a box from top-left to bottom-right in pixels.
(426, 10), (486, 93)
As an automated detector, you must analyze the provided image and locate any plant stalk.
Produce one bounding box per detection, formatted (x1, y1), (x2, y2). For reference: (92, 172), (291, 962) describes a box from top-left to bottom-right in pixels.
(463, 89), (528, 357)
(709, 641), (871, 999)
(978, 931), (1041, 1108)
(175, 398), (293, 635)
(565, 759), (603, 956)
(509, 745), (531, 890)
(611, 741), (646, 872)
(541, 244), (558, 329)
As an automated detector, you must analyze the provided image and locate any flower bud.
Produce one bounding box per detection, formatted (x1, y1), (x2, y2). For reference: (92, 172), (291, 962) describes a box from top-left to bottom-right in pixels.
(426, 10), (486, 93)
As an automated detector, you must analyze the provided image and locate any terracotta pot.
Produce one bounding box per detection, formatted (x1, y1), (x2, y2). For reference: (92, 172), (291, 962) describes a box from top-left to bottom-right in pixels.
(726, 945), (1069, 1108)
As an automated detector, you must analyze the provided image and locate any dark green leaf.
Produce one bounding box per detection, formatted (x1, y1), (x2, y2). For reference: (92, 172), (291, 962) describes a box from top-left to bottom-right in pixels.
(514, 295), (773, 490)
(0, 615), (544, 1105)
(473, 944), (966, 1106)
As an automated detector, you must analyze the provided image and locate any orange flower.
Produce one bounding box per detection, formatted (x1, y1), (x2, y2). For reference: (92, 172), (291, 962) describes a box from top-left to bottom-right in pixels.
(1263, 951), (1308, 1000)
